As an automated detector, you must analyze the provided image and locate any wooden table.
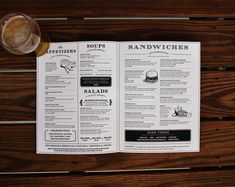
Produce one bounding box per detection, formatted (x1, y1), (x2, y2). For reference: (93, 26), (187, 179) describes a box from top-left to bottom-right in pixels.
(0, 0), (235, 186)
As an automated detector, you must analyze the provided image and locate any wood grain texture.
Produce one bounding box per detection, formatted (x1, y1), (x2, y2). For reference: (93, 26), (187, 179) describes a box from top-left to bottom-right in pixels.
(0, 120), (234, 172)
(1, 0), (235, 17)
(1, 71), (235, 121)
(201, 71), (235, 118)
(0, 73), (35, 121)
(1, 20), (235, 69)
(0, 0), (234, 182)
(0, 169), (235, 186)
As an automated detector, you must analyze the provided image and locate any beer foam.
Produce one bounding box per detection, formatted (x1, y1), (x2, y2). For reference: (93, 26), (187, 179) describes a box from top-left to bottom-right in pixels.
(2, 15), (31, 48)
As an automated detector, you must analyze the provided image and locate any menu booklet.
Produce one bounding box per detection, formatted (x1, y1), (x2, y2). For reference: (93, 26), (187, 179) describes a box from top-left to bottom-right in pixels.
(37, 41), (200, 154)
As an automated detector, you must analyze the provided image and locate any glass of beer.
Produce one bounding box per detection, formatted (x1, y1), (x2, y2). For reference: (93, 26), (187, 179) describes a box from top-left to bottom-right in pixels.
(0, 13), (49, 56)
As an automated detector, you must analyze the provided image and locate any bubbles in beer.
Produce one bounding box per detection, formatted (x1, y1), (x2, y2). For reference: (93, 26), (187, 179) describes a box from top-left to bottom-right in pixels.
(1, 15), (41, 54)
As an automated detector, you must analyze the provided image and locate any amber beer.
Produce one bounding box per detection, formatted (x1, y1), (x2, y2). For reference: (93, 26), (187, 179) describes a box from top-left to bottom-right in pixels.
(0, 13), (49, 56)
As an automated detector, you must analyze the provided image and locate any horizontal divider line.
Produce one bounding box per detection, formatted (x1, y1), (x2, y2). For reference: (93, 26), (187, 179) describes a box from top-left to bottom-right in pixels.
(0, 69), (36, 73)
(32, 16), (235, 21)
(83, 17), (190, 20)
(84, 166), (235, 175)
(2, 166), (234, 176)
(0, 67), (232, 73)
(0, 171), (69, 175)
(85, 167), (190, 173)
(200, 116), (235, 121)
(34, 17), (68, 21)
(0, 121), (36, 124)
(1, 117), (235, 124)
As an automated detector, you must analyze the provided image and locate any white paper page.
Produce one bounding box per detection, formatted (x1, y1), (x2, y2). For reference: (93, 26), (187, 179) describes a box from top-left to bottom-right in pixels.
(119, 41), (200, 153)
(37, 41), (117, 154)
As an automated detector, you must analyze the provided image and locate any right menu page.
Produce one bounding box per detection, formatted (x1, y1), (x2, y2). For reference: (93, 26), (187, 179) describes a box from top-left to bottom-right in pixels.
(119, 41), (200, 153)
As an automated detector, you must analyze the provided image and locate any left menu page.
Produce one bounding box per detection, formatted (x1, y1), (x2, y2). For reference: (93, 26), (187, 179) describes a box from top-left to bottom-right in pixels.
(37, 42), (118, 154)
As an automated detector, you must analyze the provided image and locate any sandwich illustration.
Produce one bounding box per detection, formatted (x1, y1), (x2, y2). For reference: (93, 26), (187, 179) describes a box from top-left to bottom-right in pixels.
(145, 70), (158, 83)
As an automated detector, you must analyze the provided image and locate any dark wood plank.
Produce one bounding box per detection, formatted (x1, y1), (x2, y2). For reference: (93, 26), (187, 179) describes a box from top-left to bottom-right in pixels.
(0, 120), (234, 171)
(201, 71), (235, 118)
(1, 0), (235, 17)
(0, 73), (35, 121)
(1, 71), (235, 121)
(0, 169), (235, 186)
(1, 20), (235, 69)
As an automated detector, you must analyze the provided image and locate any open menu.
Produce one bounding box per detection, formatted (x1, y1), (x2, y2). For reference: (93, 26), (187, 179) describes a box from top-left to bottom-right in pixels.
(37, 41), (200, 154)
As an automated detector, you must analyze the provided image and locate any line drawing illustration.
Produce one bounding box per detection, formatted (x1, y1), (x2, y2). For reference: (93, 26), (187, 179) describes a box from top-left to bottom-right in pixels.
(60, 59), (76, 74)
(144, 70), (158, 83)
(172, 105), (192, 118)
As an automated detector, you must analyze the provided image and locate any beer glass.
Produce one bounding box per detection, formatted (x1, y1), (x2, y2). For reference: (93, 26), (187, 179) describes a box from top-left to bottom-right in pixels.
(0, 13), (49, 56)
